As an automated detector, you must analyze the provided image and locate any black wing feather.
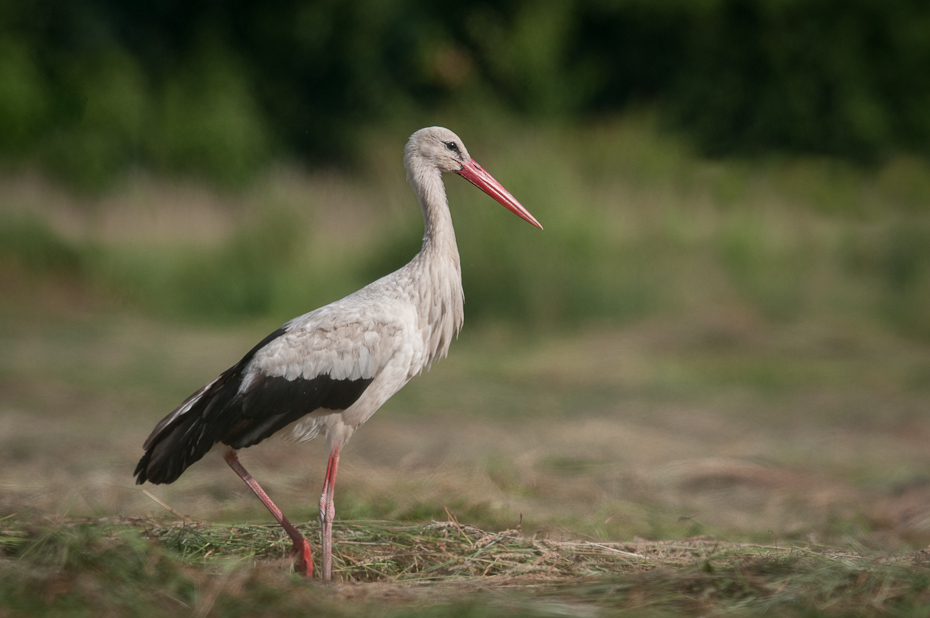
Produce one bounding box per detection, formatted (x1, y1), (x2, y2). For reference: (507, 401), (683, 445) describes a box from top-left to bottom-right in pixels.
(134, 327), (373, 485)
(223, 372), (373, 449)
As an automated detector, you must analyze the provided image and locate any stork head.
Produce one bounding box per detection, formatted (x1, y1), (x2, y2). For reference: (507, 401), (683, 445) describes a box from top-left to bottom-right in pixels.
(405, 126), (543, 229)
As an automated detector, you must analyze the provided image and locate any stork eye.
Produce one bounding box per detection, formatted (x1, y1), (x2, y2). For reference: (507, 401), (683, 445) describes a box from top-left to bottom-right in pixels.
(443, 141), (461, 155)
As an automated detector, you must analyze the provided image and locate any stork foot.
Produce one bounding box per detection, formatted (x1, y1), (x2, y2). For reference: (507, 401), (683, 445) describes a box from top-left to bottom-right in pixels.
(292, 538), (314, 578)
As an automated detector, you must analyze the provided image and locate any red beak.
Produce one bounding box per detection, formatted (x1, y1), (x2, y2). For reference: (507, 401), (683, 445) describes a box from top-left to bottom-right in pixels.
(455, 159), (543, 229)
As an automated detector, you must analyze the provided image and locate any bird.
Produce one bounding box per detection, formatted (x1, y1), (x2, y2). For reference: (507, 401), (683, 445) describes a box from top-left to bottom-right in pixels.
(134, 127), (542, 579)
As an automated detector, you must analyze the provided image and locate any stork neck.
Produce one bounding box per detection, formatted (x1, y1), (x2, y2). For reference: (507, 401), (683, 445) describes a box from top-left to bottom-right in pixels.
(405, 164), (465, 368)
(412, 168), (459, 258)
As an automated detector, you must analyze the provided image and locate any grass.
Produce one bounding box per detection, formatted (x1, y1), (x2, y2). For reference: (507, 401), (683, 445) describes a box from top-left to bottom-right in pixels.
(4, 515), (930, 616)
(1, 304), (930, 614)
(146, 518), (653, 580)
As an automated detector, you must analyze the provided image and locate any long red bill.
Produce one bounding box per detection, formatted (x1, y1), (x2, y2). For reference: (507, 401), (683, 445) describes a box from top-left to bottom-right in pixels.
(455, 159), (543, 229)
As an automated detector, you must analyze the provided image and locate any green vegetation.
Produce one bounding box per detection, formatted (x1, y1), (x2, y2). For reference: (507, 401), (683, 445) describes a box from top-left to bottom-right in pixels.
(2, 1), (929, 187)
(2, 118), (929, 339)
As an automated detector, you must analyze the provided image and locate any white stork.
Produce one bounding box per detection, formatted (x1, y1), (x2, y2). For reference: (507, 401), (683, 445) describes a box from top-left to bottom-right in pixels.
(134, 127), (542, 579)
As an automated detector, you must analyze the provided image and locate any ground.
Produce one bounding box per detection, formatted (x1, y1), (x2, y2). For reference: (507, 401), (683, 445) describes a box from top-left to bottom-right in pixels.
(3, 292), (930, 615)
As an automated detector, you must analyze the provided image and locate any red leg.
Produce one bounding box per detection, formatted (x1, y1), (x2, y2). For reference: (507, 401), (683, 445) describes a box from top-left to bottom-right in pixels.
(318, 446), (340, 580)
(224, 449), (314, 578)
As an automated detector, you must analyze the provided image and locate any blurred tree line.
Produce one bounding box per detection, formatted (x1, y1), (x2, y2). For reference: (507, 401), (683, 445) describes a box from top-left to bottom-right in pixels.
(0, 0), (928, 187)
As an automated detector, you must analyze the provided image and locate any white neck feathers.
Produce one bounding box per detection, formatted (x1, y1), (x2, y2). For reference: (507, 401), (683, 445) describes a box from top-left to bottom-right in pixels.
(405, 151), (465, 370)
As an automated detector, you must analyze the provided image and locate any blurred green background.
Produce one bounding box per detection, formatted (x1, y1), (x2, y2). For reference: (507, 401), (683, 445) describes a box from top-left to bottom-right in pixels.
(2, 0), (930, 187)
(1, 0), (929, 334)
(2, 0), (930, 568)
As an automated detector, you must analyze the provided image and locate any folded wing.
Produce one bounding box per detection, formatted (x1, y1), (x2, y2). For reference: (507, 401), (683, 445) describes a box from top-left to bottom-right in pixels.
(134, 317), (400, 485)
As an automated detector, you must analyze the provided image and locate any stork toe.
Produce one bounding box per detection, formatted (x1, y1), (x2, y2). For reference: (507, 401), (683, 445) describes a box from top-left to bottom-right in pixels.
(292, 538), (314, 578)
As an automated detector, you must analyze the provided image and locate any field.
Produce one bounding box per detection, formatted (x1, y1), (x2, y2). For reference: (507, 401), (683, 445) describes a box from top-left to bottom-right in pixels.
(2, 119), (930, 615)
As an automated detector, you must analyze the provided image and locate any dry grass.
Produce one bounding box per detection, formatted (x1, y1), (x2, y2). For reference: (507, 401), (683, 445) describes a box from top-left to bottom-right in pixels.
(5, 515), (930, 616)
(146, 519), (654, 580)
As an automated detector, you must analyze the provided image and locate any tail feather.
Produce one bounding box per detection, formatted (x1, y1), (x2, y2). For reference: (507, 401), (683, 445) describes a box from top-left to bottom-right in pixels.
(134, 327), (288, 485)
(134, 370), (241, 484)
